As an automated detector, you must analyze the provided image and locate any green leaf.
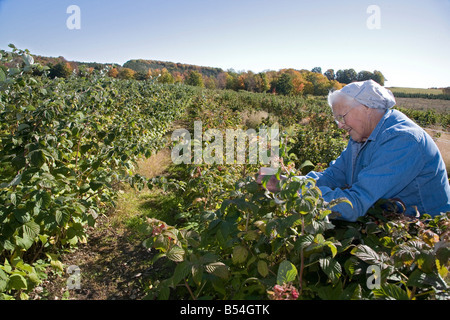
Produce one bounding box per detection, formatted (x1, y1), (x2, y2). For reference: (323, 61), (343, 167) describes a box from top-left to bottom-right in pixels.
(0, 68), (6, 82)
(172, 261), (191, 285)
(205, 262), (230, 279)
(328, 197), (353, 208)
(407, 268), (448, 290)
(157, 281), (171, 300)
(29, 149), (46, 168)
(14, 209), (31, 224)
(10, 174), (22, 187)
(166, 246), (185, 262)
(299, 160), (314, 170)
(23, 221), (40, 239)
(15, 234), (34, 250)
(277, 260), (297, 285)
(372, 283), (410, 300)
(416, 252), (435, 273)
(232, 245), (248, 265)
(55, 210), (69, 226)
(89, 180), (104, 191)
(0, 269), (8, 292)
(8, 274), (28, 291)
(36, 191), (51, 209)
(142, 237), (154, 249)
(319, 257), (342, 283)
(351, 244), (381, 264)
(18, 123), (30, 132)
(294, 234), (314, 251)
(257, 260), (269, 278)
(325, 241), (338, 258)
(153, 234), (170, 252)
(317, 281), (343, 300)
(50, 260), (64, 272)
(191, 264), (203, 286)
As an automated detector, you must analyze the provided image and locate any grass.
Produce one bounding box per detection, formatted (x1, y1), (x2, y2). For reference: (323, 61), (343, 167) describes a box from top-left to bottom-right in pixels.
(388, 87), (444, 95)
(116, 187), (180, 234)
(112, 148), (179, 239)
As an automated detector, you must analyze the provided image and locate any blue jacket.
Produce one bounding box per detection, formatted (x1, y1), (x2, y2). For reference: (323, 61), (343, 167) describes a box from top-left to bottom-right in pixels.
(306, 109), (450, 221)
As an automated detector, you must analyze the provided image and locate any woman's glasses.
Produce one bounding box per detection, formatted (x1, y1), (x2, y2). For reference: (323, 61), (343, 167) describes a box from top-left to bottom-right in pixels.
(334, 106), (355, 124)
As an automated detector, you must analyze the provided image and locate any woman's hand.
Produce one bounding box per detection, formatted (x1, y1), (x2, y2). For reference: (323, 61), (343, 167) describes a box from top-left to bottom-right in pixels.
(255, 168), (285, 193)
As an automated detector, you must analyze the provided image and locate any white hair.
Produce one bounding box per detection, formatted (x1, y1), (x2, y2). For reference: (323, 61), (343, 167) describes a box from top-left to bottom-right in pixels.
(327, 90), (361, 109)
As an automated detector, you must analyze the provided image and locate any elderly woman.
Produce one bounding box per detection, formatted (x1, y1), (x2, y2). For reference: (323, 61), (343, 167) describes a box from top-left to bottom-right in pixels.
(258, 80), (450, 222)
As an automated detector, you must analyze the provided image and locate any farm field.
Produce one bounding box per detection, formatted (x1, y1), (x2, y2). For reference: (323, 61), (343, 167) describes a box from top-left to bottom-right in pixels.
(1, 49), (449, 301)
(395, 97), (450, 114)
(388, 87), (445, 96)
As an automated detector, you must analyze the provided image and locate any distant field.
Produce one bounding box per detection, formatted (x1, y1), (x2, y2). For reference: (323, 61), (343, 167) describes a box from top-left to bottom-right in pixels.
(392, 95), (450, 169)
(388, 87), (444, 95)
(395, 97), (450, 114)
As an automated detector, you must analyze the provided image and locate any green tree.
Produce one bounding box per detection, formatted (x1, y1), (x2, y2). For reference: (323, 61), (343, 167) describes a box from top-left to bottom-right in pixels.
(158, 68), (175, 84)
(372, 70), (386, 86)
(275, 73), (293, 95)
(311, 67), (322, 74)
(255, 72), (270, 93)
(336, 69), (357, 84)
(357, 70), (374, 82)
(135, 71), (150, 80)
(204, 76), (217, 89)
(185, 70), (204, 87)
(305, 71), (331, 95)
(48, 62), (72, 79)
(324, 69), (335, 81)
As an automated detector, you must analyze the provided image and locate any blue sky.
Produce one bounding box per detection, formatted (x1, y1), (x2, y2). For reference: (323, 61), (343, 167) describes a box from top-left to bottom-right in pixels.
(0, 0), (449, 88)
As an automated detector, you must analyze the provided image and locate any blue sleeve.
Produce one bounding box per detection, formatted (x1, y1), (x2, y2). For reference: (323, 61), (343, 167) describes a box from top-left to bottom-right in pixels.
(318, 133), (425, 222)
(306, 143), (350, 189)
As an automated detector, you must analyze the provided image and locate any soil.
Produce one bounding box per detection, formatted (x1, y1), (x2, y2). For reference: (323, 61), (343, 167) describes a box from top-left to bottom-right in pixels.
(30, 149), (173, 300)
(32, 212), (162, 300)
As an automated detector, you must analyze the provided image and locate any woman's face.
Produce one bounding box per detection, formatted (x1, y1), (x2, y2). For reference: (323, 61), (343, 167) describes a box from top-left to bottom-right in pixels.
(332, 97), (381, 143)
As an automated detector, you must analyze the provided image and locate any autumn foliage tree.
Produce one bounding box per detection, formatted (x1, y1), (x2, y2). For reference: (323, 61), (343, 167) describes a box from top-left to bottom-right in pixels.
(118, 67), (136, 80)
(48, 62), (72, 78)
(157, 68), (175, 84)
(108, 67), (119, 78)
(34, 52), (387, 96)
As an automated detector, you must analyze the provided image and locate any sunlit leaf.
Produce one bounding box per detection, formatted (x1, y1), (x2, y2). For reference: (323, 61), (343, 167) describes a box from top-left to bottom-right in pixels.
(277, 260), (297, 285)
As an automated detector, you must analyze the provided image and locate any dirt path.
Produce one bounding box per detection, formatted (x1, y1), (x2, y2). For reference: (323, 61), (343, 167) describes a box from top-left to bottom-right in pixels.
(35, 149), (172, 300)
(425, 128), (450, 172)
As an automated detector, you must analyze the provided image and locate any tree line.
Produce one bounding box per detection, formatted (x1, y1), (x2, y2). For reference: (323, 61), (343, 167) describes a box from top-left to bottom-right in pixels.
(32, 55), (389, 96)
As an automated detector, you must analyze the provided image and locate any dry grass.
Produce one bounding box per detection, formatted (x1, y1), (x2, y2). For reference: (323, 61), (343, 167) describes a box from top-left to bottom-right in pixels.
(396, 97), (450, 114)
(111, 149), (172, 228)
(241, 110), (271, 128)
(136, 148), (172, 178)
